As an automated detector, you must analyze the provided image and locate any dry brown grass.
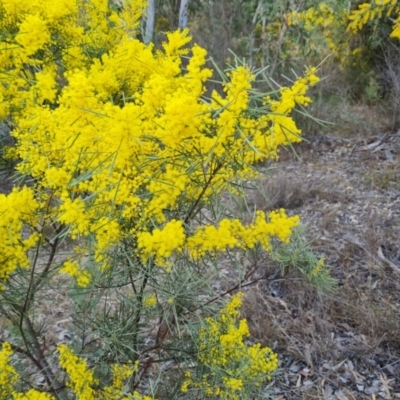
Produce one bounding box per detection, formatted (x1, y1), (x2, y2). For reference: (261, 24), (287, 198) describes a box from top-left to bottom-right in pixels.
(239, 266), (400, 397)
(233, 129), (400, 397)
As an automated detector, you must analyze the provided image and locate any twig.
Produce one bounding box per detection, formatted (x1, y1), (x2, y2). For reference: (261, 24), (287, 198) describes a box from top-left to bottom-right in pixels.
(377, 246), (400, 276)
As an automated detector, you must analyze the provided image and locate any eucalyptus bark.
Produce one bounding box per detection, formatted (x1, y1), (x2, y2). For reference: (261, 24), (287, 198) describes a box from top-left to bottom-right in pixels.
(179, 0), (190, 29)
(144, 0), (156, 44)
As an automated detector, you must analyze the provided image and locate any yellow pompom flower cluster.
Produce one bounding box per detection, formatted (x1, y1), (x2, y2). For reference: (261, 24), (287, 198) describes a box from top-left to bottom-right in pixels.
(0, 0), (146, 119)
(60, 260), (92, 288)
(144, 293), (158, 308)
(0, 342), (154, 400)
(13, 390), (55, 400)
(58, 346), (154, 400)
(102, 362), (154, 400)
(58, 344), (98, 400)
(0, 342), (53, 399)
(186, 210), (300, 259)
(182, 293), (278, 399)
(288, 3), (336, 31)
(391, 17), (400, 39)
(347, 0), (400, 38)
(137, 220), (186, 268)
(15, 14), (51, 56)
(0, 187), (39, 289)
(102, 363), (133, 398)
(0, 0), (318, 285)
(268, 67), (320, 113)
(0, 0), (320, 397)
(0, 342), (18, 398)
(137, 210), (299, 268)
(290, 0), (400, 67)
(288, 3), (355, 66)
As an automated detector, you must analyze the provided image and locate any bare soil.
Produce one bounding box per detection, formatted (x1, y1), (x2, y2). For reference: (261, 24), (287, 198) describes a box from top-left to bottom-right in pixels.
(239, 127), (400, 399)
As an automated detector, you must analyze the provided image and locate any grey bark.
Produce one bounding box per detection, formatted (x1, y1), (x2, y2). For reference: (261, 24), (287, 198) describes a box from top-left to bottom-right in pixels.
(144, 0), (156, 44)
(179, 0), (190, 29)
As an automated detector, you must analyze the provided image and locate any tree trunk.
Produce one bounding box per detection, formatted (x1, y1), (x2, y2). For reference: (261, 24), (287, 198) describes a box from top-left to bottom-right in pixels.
(144, 0), (156, 44)
(179, 0), (190, 29)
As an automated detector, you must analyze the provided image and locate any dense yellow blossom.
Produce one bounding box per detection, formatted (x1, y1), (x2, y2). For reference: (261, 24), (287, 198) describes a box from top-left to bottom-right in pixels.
(58, 344), (98, 400)
(0, 343), (55, 399)
(290, 1), (400, 68)
(1, 342), (153, 400)
(60, 260), (92, 287)
(131, 392), (154, 400)
(15, 13), (51, 56)
(0, 0), (317, 395)
(0, 0), (319, 332)
(0, 5), (312, 276)
(101, 363), (135, 400)
(0, 0), (146, 117)
(0, 342), (18, 398)
(186, 210), (300, 259)
(58, 349), (154, 400)
(136, 209), (299, 268)
(391, 16), (400, 39)
(137, 220), (186, 268)
(0, 0), (315, 276)
(0, 342), (55, 400)
(348, 0), (399, 35)
(182, 293), (278, 398)
(0, 187), (39, 289)
(13, 390), (55, 400)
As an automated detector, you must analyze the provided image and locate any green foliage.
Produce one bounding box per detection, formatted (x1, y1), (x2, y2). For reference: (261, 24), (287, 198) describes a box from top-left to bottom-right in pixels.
(271, 226), (338, 291)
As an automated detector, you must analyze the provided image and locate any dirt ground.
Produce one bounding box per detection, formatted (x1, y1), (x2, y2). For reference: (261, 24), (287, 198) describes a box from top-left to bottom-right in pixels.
(238, 126), (400, 399)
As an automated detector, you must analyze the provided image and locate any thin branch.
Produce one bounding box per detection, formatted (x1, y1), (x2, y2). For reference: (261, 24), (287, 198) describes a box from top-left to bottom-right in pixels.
(184, 161), (223, 224)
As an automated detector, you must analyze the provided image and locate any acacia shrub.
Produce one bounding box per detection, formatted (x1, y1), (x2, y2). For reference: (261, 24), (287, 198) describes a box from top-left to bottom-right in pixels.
(0, 0), (327, 398)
